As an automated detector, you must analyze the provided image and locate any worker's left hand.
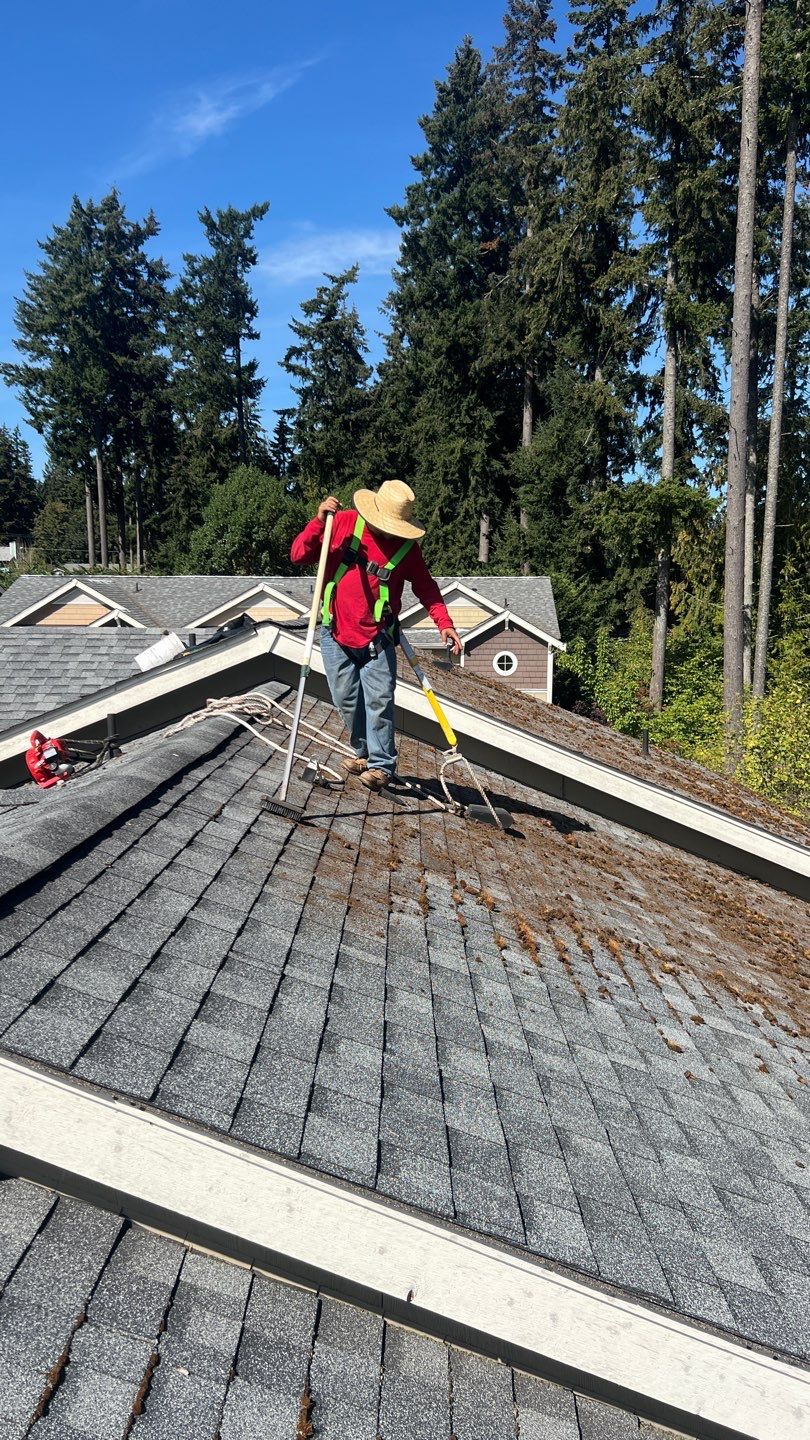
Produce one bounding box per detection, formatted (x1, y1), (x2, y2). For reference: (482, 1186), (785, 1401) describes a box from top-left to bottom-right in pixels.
(441, 627), (462, 656)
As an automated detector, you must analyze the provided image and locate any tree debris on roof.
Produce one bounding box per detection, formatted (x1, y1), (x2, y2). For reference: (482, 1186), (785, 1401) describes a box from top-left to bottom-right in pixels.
(1, 689), (808, 1369)
(0, 1177), (686, 1439)
(413, 655), (810, 845)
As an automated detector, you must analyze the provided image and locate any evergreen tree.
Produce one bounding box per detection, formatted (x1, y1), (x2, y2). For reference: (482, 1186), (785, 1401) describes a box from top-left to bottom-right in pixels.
(281, 267), (372, 502)
(169, 201), (269, 545)
(269, 409), (295, 480)
(493, 0), (562, 556)
(1, 192), (171, 570)
(634, 0), (738, 707)
(523, 0), (650, 628)
(379, 39), (515, 569)
(0, 426), (39, 539)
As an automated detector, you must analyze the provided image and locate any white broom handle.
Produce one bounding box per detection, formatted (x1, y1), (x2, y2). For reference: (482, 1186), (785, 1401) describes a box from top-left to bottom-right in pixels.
(303, 510), (335, 665)
(279, 510), (334, 801)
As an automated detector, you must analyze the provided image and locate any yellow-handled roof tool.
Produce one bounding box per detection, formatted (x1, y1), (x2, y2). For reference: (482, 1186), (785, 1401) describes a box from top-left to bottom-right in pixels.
(398, 631), (512, 831)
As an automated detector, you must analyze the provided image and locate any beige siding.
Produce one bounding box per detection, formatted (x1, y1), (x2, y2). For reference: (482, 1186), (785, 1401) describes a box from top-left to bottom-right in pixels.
(410, 603), (492, 630)
(464, 624), (549, 696)
(35, 603), (109, 626)
(246, 604), (302, 622)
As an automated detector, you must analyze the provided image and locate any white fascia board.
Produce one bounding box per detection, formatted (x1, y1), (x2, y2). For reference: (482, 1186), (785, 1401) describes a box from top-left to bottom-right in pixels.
(399, 580), (503, 624)
(0, 1054), (806, 1440)
(188, 584), (308, 628)
(0, 627), (275, 764)
(463, 609), (567, 652)
(87, 609), (144, 629)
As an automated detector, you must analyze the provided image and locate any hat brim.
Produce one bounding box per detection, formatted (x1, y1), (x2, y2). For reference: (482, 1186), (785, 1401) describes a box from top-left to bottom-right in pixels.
(353, 489), (425, 540)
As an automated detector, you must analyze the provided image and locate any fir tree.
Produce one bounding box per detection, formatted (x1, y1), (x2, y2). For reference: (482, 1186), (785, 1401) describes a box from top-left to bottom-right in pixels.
(170, 202), (269, 511)
(281, 267), (372, 502)
(269, 409), (295, 480)
(0, 426), (39, 540)
(1, 192), (170, 570)
(380, 38), (515, 569)
(634, 0), (738, 707)
(493, 0), (562, 556)
(523, 0), (650, 627)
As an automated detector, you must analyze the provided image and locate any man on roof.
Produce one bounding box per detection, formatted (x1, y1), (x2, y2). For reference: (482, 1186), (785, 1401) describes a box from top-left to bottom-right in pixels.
(291, 480), (461, 792)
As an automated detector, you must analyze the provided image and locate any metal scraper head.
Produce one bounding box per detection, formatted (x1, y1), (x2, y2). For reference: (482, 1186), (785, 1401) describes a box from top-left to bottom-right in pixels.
(466, 804), (514, 831)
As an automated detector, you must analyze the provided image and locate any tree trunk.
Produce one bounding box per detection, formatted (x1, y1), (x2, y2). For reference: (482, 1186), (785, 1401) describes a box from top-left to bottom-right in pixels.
(235, 338), (247, 465)
(134, 469), (144, 572)
(94, 437), (108, 569)
(753, 106), (798, 699)
(649, 255), (678, 713)
(479, 512), (491, 565)
(114, 469), (126, 572)
(723, 0), (762, 756)
(84, 474), (96, 570)
(519, 220), (532, 574)
(520, 367), (531, 574)
(650, 546), (671, 712)
(743, 267), (760, 688)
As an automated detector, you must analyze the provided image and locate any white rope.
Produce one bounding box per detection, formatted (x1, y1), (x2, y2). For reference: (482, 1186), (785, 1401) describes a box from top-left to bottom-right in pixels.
(236, 690), (356, 757)
(164, 695), (346, 781)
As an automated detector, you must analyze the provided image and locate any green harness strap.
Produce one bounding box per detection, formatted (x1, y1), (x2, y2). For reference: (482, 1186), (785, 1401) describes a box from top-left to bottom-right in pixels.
(373, 534), (415, 623)
(320, 516), (415, 629)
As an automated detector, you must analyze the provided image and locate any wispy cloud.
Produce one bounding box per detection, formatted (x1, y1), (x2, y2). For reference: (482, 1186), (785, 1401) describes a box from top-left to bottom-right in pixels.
(261, 225), (400, 286)
(113, 64), (311, 179)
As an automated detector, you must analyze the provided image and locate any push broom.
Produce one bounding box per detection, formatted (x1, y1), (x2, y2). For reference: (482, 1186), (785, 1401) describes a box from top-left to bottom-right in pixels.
(265, 511), (335, 823)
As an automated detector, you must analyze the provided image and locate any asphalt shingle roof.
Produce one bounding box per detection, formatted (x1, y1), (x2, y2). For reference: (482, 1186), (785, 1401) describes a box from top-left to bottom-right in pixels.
(1, 688), (808, 1366)
(0, 1176), (682, 1439)
(0, 572), (560, 638)
(0, 630), (167, 734)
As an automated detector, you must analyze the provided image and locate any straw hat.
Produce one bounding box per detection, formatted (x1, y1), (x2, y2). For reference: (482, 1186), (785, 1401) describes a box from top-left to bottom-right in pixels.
(353, 480), (425, 540)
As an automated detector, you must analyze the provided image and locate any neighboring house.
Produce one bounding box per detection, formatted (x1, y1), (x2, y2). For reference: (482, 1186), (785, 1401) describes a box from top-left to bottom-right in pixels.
(0, 540), (18, 570)
(399, 576), (564, 702)
(0, 572), (564, 701)
(0, 575), (313, 631)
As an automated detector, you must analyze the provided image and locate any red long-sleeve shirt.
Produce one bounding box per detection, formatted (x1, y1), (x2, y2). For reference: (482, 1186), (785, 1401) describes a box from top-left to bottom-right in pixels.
(290, 509), (453, 649)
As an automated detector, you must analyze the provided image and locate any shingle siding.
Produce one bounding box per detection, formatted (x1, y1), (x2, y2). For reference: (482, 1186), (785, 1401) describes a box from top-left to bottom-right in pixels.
(464, 623), (549, 695)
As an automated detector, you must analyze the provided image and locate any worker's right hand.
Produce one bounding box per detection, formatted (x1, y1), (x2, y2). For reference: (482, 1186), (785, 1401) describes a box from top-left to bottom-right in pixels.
(317, 496), (340, 522)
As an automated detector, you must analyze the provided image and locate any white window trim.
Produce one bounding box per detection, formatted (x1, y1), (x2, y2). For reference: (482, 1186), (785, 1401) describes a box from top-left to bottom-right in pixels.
(492, 649), (518, 676)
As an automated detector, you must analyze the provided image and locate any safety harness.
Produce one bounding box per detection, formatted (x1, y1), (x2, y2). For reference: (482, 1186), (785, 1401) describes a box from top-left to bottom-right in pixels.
(321, 515), (414, 634)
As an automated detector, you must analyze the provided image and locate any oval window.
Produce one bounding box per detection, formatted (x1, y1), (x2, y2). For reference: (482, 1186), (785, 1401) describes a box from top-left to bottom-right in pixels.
(493, 651), (517, 676)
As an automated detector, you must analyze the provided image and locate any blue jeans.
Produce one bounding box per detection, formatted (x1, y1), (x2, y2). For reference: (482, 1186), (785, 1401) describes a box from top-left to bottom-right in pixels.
(319, 626), (398, 775)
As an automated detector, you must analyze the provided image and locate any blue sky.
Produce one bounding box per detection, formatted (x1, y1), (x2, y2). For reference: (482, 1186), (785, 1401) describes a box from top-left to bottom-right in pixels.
(0, 0), (573, 477)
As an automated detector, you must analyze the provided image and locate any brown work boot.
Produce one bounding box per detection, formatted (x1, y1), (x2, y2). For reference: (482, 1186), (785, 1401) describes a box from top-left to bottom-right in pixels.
(360, 768), (390, 792)
(342, 756), (368, 776)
